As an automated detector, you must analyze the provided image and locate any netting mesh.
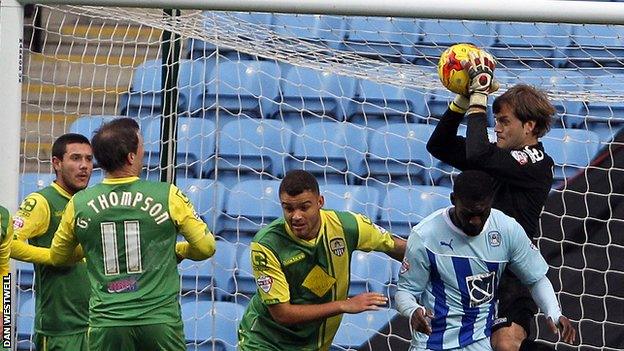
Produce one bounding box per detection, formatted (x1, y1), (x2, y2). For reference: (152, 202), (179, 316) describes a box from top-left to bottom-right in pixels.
(14, 4), (624, 351)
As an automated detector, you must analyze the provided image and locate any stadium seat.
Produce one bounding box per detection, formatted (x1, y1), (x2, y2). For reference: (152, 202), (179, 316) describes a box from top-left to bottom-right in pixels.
(69, 115), (120, 138)
(217, 118), (293, 187)
(178, 240), (238, 301)
(19, 173), (55, 201)
(16, 295), (35, 351)
(566, 24), (624, 68)
(273, 13), (348, 50)
(188, 11), (273, 59)
(542, 128), (601, 182)
(218, 179), (283, 243)
(176, 178), (225, 233)
(350, 73), (419, 128)
(572, 74), (624, 141)
(142, 117), (216, 178)
(331, 308), (397, 351)
(181, 300), (246, 351)
(379, 185), (452, 237)
(349, 251), (395, 297)
(288, 121), (367, 184)
(344, 16), (418, 62)
(234, 246), (257, 306)
(320, 184), (381, 220)
(15, 261), (34, 289)
(362, 123), (437, 188)
(119, 59), (214, 117)
(416, 19), (496, 66)
(517, 69), (587, 127)
(199, 60), (281, 119)
(490, 22), (573, 68)
(278, 66), (359, 130)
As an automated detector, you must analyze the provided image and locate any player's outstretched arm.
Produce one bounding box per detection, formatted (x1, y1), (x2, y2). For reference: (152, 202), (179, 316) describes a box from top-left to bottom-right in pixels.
(170, 185), (216, 261)
(529, 276), (576, 344)
(267, 292), (388, 326)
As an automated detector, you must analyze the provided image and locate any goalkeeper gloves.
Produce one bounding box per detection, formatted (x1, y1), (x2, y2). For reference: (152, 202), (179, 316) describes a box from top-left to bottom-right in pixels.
(462, 50), (498, 111)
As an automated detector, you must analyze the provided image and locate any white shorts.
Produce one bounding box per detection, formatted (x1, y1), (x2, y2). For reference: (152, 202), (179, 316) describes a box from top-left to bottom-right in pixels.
(409, 338), (493, 351)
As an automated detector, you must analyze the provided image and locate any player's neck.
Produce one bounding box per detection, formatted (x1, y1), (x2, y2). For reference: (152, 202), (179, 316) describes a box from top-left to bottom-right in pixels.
(105, 167), (139, 179)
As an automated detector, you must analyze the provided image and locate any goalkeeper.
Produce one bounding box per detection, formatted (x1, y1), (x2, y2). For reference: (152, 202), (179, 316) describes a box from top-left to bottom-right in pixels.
(426, 50), (561, 351)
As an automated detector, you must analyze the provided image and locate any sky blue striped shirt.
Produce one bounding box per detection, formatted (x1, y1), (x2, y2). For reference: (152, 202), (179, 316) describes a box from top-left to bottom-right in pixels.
(397, 207), (548, 350)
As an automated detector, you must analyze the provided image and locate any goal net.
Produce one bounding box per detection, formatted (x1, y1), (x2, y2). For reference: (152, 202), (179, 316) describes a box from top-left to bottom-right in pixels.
(13, 3), (624, 351)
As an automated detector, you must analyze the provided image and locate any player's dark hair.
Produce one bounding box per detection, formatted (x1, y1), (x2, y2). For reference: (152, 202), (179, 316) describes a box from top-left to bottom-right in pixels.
(92, 118), (140, 173)
(51, 133), (91, 160)
(279, 170), (320, 197)
(493, 84), (555, 138)
(453, 170), (495, 203)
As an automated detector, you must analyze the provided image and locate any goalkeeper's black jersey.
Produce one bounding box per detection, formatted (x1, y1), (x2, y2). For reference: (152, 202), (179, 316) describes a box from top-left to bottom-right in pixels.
(427, 109), (554, 240)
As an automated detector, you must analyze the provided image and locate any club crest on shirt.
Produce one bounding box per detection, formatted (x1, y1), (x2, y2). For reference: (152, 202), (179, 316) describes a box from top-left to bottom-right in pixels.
(256, 275), (273, 293)
(530, 242), (539, 251)
(510, 150), (528, 165)
(488, 231), (501, 247)
(329, 238), (346, 257)
(399, 257), (410, 274)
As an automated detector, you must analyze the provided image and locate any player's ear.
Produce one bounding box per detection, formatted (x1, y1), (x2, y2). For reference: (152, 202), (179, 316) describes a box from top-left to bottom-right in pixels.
(318, 194), (325, 208)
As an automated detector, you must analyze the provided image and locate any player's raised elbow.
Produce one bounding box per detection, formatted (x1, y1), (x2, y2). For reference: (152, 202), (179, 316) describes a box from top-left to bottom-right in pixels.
(425, 139), (443, 159)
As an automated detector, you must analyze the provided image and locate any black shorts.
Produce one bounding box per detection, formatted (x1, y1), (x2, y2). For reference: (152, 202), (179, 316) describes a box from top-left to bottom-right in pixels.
(491, 269), (537, 337)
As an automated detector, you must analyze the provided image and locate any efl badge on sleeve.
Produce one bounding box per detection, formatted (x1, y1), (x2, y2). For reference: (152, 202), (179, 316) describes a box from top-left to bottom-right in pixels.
(256, 275), (273, 293)
(329, 238), (346, 257)
(488, 231), (501, 247)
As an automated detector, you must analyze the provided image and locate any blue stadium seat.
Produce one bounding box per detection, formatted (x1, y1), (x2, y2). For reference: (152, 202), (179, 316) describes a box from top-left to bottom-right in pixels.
(176, 178), (225, 233)
(542, 128), (601, 182)
(362, 123), (437, 188)
(181, 301), (246, 351)
(573, 74), (624, 141)
(331, 308), (397, 351)
(349, 251), (395, 297)
(19, 173), (55, 201)
(234, 246), (257, 306)
(119, 59), (214, 118)
(273, 13), (348, 50)
(379, 185), (452, 237)
(188, 12), (273, 59)
(217, 119), (293, 187)
(16, 295), (35, 351)
(344, 16), (418, 62)
(320, 184), (381, 221)
(69, 115), (120, 138)
(142, 117), (216, 178)
(288, 121), (367, 184)
(490, 23), (573, 68)
(517, 69), (587, 127)
(278, 66), (358, 130)
(200, 60), (281, 119)
(218, 179), (283, 243)
(350, 74), (419, 128)
(416, 19), (496, 66)
(178, 240), (238, 301)
(566, 24), (624, 68)
(15, 261), (34, 289)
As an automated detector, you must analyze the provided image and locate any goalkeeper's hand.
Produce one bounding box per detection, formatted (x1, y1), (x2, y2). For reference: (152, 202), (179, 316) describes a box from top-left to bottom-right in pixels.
(461, 50), (498, 111)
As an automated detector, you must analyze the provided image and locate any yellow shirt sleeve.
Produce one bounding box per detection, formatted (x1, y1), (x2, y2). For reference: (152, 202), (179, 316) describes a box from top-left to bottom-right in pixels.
(49, 198), (79, 266)
(169, 184), (216, 261)
(354, 212), (396, 253)
(0, 212), (13, 277)
(11, 193), (55, 265)
(249, 241), (290, 305)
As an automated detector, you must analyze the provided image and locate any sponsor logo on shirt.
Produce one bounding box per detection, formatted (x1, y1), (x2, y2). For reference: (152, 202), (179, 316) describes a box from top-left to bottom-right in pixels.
(466, 271), (496, 307)
(12, 217), (24, 230)
(257, 275), (273, 293)
(329, 238), (346, 257)
(107, 278), (138, 293)
(511, 146), (545, 165)
(488, 231), (501, 247)
(399, 258), (410, 274)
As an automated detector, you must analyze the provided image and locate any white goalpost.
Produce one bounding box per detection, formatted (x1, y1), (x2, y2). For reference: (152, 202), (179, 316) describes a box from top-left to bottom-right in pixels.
(2, 0), (624, 350)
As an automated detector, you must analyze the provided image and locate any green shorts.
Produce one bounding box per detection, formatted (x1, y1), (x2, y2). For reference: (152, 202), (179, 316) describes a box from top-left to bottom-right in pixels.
(35, 332), (88, 351)
(87, 322), (185, 351)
